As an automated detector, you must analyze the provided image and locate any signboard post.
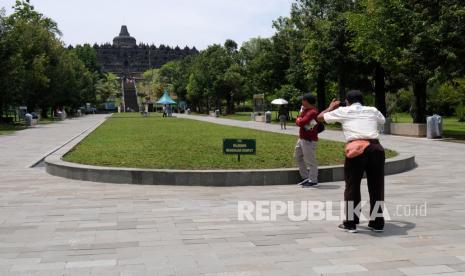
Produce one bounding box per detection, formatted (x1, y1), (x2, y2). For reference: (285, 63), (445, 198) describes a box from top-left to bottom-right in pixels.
(223, 139), (256, 162)
(18, 106), (27, 121)
(253, 94), (265, 114)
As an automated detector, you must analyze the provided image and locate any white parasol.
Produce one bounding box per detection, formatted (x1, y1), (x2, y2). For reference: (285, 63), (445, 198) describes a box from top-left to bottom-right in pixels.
(271, 98), (288, 105)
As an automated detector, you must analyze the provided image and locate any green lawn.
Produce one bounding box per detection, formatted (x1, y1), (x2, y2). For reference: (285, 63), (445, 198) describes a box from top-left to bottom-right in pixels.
(391, 112), (465, 139)
(64, 113), (394, 169)
(0, 124), (26, 135)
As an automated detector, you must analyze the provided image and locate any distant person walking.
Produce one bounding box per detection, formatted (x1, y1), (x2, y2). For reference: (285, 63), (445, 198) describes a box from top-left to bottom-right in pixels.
(278, 106), (288, 130)
(318, 90), (386, 233)
(295, 93), (319, 188)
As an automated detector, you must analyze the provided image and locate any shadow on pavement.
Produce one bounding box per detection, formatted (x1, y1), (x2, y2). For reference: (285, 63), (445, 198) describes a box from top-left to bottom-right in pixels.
(316, 184), (341, 190)
(357, 220), (416, 237)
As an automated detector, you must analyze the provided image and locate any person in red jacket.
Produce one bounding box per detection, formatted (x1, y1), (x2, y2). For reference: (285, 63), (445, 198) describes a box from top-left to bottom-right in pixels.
(295, 93), (319, 187)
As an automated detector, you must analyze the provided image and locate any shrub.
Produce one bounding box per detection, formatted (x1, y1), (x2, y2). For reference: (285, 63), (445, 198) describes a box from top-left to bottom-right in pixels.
(427, 82), (462, 116)
(235, 105), (253, 112)
(398, 89), (413, 113)
(456, 102), (465, 122)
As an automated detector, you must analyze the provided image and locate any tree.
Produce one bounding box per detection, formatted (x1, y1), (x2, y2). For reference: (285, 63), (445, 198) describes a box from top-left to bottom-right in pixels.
(71, 44), (101, 75)
(289, 0), (359, 110)
(187, 44), (232, 113)
(404, 0), (465, 123)
(140, 69), (164, 99)
(7, 0), (61, 35)
(272, 17), (308, 96)
(240, 38), (282, 98)
(158, 58), (194, 102)
(95, 73), (119, 103)
(0, 0), (99, 118)
(222, 63), (245, 114)
(346, 0), (411, 116)
(224, 39), (238, 55)
(348, 0), (465, 122)
(0, 8), (25, 119)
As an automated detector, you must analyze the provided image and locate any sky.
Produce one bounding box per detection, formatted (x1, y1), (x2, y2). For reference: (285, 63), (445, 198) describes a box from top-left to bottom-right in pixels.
(0, 0), (294, 49)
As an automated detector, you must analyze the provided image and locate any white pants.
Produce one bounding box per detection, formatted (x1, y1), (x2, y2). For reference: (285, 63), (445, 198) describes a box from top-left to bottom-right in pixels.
(294, 139), (318, 183)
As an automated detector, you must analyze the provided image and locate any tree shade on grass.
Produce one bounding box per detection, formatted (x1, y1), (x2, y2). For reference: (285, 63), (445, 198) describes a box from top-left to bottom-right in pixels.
(0, 124), (26, 136)
(64, 113), (396, 170)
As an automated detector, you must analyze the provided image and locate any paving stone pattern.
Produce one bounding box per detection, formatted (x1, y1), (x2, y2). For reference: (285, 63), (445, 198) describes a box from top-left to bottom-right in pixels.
(0, 114), (464, 275)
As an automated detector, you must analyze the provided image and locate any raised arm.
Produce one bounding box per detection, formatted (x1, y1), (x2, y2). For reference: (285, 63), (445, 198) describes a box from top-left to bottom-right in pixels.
(317, 99), (341, 123)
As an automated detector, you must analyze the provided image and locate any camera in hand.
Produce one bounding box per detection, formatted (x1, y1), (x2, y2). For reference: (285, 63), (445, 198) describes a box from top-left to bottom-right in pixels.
(339, 101), (347, 107)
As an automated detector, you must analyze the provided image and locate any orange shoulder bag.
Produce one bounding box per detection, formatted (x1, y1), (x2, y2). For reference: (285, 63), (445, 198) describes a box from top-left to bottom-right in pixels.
(344, 140), (370, 159)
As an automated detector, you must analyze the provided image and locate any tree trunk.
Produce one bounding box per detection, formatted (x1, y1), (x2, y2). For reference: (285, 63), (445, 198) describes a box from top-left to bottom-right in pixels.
(374, 64), (387, 116)
(205, 98), (210, 114)
(215, 97), (221, 114)
(0, 100), (3, 120)
(41, 107), (49, 119)
(412, 81), (427, 123)
(226, 92), (235, 114)
(316, 72), (326, 111)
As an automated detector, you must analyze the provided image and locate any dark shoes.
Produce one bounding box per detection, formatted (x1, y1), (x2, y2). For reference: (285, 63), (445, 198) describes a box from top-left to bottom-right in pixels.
(337, 224), (357, 233)
(337, 223), (384, 233)
(368, 223), (384, 232)
(297, 179), (319, 188)
(302, 182), (319, 188)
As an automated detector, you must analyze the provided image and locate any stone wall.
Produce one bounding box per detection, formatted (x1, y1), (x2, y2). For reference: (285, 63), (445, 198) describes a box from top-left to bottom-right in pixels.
(94, 44), (197, 75)
(390, 123), (427, 137)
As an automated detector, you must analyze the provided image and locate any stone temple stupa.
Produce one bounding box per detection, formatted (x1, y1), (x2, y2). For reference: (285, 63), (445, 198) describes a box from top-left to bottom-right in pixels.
(93, 25), (198, 76)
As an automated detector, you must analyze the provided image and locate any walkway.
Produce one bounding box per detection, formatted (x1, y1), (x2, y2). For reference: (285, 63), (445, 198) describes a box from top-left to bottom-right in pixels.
(0, 114), (464, 275)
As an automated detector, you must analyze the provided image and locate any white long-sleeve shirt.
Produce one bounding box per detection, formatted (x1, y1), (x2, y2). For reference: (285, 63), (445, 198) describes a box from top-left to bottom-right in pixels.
(324, 103), (385, 142)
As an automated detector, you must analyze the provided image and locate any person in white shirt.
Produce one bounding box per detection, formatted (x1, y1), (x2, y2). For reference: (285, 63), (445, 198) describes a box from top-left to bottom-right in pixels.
(317, 90), (386, 233)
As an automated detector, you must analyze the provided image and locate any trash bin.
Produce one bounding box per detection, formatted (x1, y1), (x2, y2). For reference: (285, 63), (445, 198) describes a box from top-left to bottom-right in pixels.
(25, 113), (33, 127)
(265, 111), (272, 124)
(215, 109), (220, 117)
(427, 114), (443, 139)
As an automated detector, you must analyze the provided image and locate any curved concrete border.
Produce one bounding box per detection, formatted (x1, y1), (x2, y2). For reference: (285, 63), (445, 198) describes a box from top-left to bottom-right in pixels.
(45, 152), (415, 186)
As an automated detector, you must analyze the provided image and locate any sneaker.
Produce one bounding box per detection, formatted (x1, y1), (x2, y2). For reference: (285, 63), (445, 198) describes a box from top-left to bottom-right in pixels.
(301, 182), (314, 188)
(368, 226), (384, 233)
(297, 179), (309, 186)
(337, 224), (357, 233)
(302, 182), (319, 188)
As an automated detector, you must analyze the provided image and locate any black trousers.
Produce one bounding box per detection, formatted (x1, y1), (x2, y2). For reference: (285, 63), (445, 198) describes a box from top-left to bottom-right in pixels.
(343, 140), (385, 229)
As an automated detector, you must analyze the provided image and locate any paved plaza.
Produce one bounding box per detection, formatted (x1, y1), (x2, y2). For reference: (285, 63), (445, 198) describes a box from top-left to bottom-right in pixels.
(1, 114), (465, 276)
